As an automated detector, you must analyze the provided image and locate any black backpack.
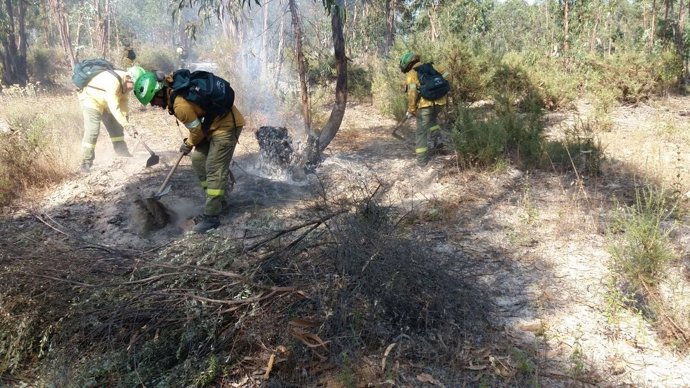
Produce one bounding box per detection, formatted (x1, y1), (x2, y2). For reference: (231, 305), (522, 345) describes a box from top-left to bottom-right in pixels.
(415, 62), (450, 101)
(72, 58), (121, 91)
(170, 69), (235, 133)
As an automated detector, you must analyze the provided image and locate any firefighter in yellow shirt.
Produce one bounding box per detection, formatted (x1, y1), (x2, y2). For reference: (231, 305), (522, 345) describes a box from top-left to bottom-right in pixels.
(399, 51), (450, 167)
(133, 71), (244, 233)
(78, 65), (145, 173)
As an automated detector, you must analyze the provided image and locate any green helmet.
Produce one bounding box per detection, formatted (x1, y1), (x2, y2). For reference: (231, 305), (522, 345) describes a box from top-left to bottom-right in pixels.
(133, 71), (163, 105)
(399, 50), (419, 73)
(126, 66), (146, 84)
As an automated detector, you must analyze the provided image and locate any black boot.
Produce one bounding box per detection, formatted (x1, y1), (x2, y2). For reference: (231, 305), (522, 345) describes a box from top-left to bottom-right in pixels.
(79, 161), (92, 173)
(193, 215), (220, 233)
(114, 142), (133, 157)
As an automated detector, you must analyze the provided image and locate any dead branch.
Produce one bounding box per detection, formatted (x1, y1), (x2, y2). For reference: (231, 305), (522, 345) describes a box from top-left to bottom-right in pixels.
(246, 210), (346, 252)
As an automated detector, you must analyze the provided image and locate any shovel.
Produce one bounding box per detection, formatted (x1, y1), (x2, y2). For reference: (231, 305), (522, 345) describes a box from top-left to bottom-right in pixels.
(149, 152), (185, 200)
(129, 129), (160, 167)
(391, 114), (411, 141)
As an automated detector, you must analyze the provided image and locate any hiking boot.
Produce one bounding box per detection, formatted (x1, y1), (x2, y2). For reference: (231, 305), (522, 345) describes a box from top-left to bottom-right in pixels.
(416, 157), (429, 167)
(114, 142), (133, 157)
(115, 148), (133, 157)
(79, 161), (92, 173)
(193, 215), (220, 233)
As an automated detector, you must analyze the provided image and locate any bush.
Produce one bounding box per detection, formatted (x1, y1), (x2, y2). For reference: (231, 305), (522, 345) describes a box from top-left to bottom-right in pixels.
(135, 45), (178, 73)
(0, 94), (81, 206)
(450, 94), (546, 170)
(608, 186), (679, 290)
(28, 47), (61, 85)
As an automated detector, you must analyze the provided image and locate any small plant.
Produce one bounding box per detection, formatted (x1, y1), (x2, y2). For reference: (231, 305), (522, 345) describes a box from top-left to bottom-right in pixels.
(607, 185), (678, 291)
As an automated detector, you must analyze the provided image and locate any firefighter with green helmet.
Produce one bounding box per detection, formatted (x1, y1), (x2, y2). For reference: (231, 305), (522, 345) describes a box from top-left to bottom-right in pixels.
(133, 71), (244, 233)
(399, 50), (450, 167)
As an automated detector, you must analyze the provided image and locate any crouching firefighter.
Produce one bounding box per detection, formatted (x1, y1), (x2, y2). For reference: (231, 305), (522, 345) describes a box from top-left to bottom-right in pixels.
(133, 70), (244, 233)
(77, 65), (144, 172)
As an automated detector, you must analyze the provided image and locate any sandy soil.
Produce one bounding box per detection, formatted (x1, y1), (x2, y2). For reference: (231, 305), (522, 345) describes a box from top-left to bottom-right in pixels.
(4, 97), (690, 387)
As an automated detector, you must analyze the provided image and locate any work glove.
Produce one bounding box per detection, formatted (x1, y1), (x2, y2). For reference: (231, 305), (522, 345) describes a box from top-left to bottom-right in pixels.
(179, 139), (193, 155)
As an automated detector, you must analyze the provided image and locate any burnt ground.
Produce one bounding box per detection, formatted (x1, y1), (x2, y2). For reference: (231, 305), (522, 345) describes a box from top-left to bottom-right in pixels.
(2, 99), (690, 387)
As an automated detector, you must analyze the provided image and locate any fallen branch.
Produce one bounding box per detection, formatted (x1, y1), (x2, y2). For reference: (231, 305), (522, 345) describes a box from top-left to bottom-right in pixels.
(246, 210), (346, 252)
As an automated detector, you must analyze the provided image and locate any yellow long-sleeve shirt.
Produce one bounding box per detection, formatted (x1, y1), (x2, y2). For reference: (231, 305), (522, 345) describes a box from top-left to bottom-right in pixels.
(78, 69), (130, 127)
(405, 62), (450, 114)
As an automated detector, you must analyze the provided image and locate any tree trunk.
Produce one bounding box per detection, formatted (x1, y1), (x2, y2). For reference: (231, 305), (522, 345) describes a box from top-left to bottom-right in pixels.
(564, 0), (570, 52)
(589, 12), (600, 52)
(383, 0), (395, 54)
(48, 0), (76, 67)
(651, 0), (657, 50)
(0, 0), (28, 85)
(260, 0), (268, 78)
(316, 8), (347, 154)
(274, 5), (286, 91)
(288, 0), (311, 133)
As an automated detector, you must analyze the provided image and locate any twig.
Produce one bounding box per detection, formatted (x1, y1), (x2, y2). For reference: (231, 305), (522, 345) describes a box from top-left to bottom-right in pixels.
(163, 286), (296, 306)
(19, 272), (95, 287)
(246, 210), (346, 252)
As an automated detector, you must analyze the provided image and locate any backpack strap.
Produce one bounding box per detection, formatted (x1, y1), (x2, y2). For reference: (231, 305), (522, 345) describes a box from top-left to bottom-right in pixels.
(85, 70), (123, 92)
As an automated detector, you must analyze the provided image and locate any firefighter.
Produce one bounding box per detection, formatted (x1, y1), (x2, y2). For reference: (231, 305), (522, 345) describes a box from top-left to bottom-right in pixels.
(133, 71), (244, 233)
(399, 50), (450, 167)
(78, 65), (144, 173)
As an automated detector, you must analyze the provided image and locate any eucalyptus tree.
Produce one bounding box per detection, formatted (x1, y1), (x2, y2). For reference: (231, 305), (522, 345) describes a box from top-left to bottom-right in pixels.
(0, 0), (39, 85)
(176, 0), (346, 166)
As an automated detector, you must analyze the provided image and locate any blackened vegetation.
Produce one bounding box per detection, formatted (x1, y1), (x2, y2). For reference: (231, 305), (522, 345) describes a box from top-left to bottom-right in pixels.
(2, 194), (495, 386)
(254, 199), (493, 382)
(256, 126), (295, 171)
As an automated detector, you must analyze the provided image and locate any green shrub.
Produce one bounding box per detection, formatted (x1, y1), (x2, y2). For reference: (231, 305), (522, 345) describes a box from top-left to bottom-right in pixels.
(28, 47), (60, 85)
(348, 62), (373, 101)
(608, 186), (678, 291)
(135, 45), (178, 73)
(371, 58), (407, 121)
(450, 94), (545, 169)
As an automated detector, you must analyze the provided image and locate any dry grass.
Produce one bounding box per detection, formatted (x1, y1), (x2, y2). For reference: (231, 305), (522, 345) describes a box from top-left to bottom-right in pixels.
(0, 90), (83, 206)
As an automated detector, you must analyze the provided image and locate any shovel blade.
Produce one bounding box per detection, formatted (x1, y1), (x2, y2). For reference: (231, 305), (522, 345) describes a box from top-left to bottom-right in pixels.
(146, 154), (160, 167)
(150, 184), (171, 199)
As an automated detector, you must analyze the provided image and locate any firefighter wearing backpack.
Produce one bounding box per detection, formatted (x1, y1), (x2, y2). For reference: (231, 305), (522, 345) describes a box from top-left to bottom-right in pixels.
(399, 51), (450, 167)
(78, 65), (145, 173)
(133, 70), (245, 234)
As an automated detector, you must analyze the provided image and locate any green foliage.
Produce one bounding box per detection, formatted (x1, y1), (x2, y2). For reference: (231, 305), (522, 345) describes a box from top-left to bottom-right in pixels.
(135, 45), (178, 74)
(371, 57), (407, 120)
(607, 186), (678, 292)
(450, 105), (509, 168)
(524, 56), (580, 111)
(347, 62), (372, 102)
(449, 89), (545, 169)
(28, 47), (60, 84)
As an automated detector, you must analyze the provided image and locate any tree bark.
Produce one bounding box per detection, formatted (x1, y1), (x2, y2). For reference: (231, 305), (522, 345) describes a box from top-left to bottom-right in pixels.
(48, 0), (76, 67)
(288, 0), (311, 133)
(274, 4), (286, 91)
(651, 0), (657, 50)
(316, 8), (347, 154)
(383, 0), (396, 54)
(0, 0), (28, 85)
(564, 0), (570, 52)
